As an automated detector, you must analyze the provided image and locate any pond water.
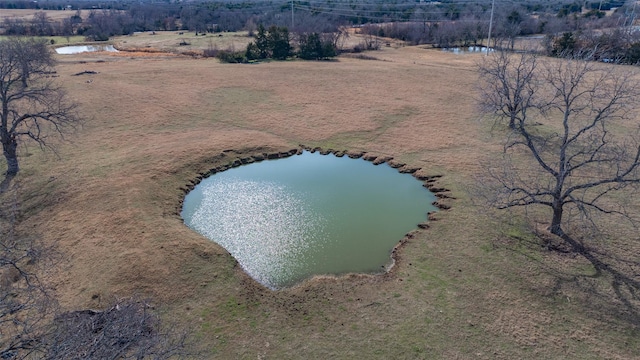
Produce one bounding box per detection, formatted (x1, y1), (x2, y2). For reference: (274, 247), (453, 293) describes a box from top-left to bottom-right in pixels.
(55, 45), (118, 54)
(442, 46), (492, 54)
(181, 151), (437, 289)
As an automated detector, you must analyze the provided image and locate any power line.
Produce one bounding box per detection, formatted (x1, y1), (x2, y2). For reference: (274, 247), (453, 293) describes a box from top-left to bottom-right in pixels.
(293, 5), (491, 22)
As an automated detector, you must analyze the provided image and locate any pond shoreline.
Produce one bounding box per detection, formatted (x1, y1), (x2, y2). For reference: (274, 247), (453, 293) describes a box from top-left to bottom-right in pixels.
(177, 144), (453, 290)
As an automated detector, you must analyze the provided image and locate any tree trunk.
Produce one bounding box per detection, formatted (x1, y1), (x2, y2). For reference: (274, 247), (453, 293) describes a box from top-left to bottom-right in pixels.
(508, 107), (517, 129)
(2, 137), (19, 176)
(549, 199), (564, 237)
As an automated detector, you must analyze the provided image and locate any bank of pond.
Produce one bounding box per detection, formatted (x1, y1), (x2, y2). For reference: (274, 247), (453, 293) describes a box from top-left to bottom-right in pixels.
(182, 150), (443, 289)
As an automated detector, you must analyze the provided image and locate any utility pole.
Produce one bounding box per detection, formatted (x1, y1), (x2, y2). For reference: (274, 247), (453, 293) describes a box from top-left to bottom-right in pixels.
(291, 0), (294, 29)
(623, 0), (636, 28)
(486, 0), (495, 56)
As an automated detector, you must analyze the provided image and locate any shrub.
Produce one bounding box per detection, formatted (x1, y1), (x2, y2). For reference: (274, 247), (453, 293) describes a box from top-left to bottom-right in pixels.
(203, 41), (218, 58)
(245, 42), (260, 61)
(216, 49), (247, 63)
(297, 32), (338, 60)
(548, 32), (577, 57)
(203, 47), (218, 57)
(86, 32), (109, 42)
(625, 42), (640, 64)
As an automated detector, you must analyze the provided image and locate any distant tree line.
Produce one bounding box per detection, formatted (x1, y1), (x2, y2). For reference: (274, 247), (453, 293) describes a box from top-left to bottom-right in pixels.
(2, 0), (626, 42)
(361, 1), (638, 48)
(0, 0), (342, 38)
(545, 28), (640, 64)
(3, 0), (640, 66)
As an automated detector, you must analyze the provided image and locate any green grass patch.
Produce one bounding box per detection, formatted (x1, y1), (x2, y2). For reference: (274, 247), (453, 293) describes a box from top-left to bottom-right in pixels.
(0, 35), (86, 44)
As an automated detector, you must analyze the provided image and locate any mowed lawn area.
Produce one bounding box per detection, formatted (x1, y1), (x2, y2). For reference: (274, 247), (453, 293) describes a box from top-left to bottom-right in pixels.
(5, 41), (640, 358)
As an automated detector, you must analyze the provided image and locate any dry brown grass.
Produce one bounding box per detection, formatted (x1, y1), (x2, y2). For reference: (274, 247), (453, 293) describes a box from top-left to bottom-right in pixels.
(0, 9), (90, 21)
(112, 30), (402, 57)
(4, 44), (640, 358)
(114, 31), (255, 56)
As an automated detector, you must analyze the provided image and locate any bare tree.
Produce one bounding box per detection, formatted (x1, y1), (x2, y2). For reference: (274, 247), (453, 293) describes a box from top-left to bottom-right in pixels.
(0, 187), (55, 359)
(477, 50), (538, 129)
(478, 51), (640, 241)
(0, 38), (78, 181)
(30, 12), (53, 36)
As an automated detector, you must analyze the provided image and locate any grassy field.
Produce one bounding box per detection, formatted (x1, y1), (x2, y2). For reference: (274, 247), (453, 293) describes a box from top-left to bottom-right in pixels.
(3, 35), (640, 359)
(114, 31), (255, 55)
(111, 30), (393, 56)
(0, 9), (91, 21)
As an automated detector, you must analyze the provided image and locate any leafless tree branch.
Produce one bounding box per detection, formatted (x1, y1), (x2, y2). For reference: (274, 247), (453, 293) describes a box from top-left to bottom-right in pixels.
(0, 185), (55, 360)
(478, 49), (640, 240)
(46, 297), (190, 360)
(0, 38), (79, 183)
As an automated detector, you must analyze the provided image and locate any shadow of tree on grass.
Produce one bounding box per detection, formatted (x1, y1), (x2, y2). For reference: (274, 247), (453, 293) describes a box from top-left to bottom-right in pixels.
(0, 174), (15, 194)
(501, 227), (640, 331)
(557, 233), (640, 329)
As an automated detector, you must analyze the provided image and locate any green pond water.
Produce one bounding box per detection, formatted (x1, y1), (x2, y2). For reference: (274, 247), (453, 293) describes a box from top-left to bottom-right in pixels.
(181, 151), (437, 289)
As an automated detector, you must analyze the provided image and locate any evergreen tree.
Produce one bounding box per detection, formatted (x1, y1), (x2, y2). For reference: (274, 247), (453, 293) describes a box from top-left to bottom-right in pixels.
(255, 24), (270, 59)
(268, 25), (291, 60)
(299, 33), (323, 60)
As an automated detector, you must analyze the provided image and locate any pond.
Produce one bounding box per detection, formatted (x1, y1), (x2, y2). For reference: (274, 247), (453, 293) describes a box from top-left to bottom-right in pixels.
(442, 46), (492, 54)
(55, 45), (118, 54)
(181, 151), (437, 289)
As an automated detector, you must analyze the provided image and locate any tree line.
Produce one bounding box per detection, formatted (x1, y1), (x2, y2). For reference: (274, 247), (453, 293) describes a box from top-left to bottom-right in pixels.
(361, 1), (637, 48)
(545, 28), (640, 65)
(3, 0), (628, 44)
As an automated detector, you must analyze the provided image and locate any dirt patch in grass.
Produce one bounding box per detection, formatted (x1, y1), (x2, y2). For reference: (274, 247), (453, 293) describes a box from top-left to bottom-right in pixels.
(5, 45), (640, 358)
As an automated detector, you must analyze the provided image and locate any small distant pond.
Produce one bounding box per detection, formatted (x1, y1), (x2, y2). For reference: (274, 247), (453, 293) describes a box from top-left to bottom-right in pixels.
(442, 46), (492, 54)
(181, 151), (437, 289)
(55, 45), (118, 54)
